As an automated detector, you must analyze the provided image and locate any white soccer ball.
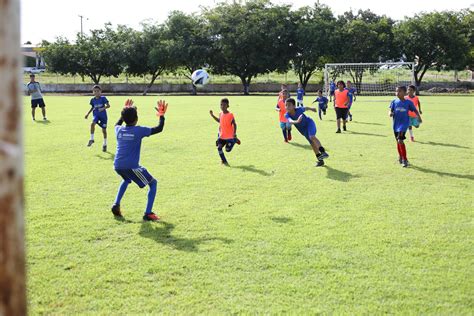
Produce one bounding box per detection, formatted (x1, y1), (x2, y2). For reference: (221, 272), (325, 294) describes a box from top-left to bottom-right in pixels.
(191, 69), (210, 87)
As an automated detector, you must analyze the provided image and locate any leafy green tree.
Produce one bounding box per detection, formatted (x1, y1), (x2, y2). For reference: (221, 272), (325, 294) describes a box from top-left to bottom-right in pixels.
(205, 0), (294, 95)
(292, 4), (338, 89)
(41, 38), (78, 76)
(395, 10), (472, 87)
(163, 11), (213, 94)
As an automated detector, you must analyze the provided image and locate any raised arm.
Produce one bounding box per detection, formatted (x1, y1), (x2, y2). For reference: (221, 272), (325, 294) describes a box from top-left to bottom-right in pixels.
(209, 110), (220, 123)
(151, 99), (168, 135)
(150, 116), (165, 135)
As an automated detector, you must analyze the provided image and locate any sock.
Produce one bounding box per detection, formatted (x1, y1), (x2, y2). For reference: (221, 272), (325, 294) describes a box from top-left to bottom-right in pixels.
(396, 143), (402, 157)
(103, 139), (107, 146)
(319, 109), (322, 120)
(400, 143), (407, 160)
(282, 129), (288, 141)
(90, 134), (94, 141)
(218, 147), (227, 163)
(114, 180), (129, 205)
(145, 180), (157, 214)
(287, 129), (292, 140)
(408, 129), (414, 138)
(319, 146), (325, 153)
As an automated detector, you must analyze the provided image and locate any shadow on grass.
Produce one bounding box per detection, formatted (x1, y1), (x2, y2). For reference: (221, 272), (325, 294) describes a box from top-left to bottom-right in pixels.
(96, 152), (115, 160)
(139, 221), (233, 252)
(325, 166), (357, 182)
(114, 216), (134, 224)
(35, 119), (51, 124)
(346, 130), (387, 138)
(326, 119), (384, 126)
(271, 217), (292, 224)
(232, 165), (274, 176)
(288, 142), (312, 150)
(416, 141), (470, 149)
(410, 165), (474, 181)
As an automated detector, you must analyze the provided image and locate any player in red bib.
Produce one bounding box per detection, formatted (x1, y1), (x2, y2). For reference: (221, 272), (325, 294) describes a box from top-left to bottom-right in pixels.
(333, 80), (352, 133)
(210, 98), (241, 165)
(405, 85), (423, 142)
(275, 89), (292, 142)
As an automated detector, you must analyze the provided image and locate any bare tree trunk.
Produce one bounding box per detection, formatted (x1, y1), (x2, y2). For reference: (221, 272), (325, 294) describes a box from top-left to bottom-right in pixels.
(0, 0), (26, 315)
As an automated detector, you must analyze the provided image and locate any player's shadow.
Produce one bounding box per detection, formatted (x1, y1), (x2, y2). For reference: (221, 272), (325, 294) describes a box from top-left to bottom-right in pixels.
(271, 217), (292, 224)
(35, 119), (51, 124)
(346, 130), (386, 138)
(350, 121), (385, 126)
(416, 141), (470, 149)
(139, 221), (233, 252)
(95, 152), (115, 160)
(288, 142), (312, 150)
(232, 165), (274, 176)
(325, 166), (357, 182)
(410, 165), (474, 181)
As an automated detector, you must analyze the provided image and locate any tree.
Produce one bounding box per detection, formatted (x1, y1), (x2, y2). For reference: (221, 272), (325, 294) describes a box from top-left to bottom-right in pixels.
(292, 4), (338, 89)
(123, 23), (176, 95)
(163, 11), (213, 95)
(336, 10), (397, 91)
(205, 0), (294, 95)
(395, 11), (472, 87)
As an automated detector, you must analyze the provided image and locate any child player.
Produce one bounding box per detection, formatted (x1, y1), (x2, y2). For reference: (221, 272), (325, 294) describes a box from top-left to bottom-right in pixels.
(406, 84), (423, 142)
(111, 99), (168, 221)
(285, 98), (329, 167)
(85, 85), (110, 152)
(312, 90), (328, 120)
(275, 89), (292, 142)
(329, 80), (336, 102)
(210, 98), (241, 165)
(27, 74), (47, 121)
(333, 80), (351, 133)
(389, 86), (422, 168)
(278, 83), (290, 102)
(346, 80), (357, 121)
(296, 82), (305, 107)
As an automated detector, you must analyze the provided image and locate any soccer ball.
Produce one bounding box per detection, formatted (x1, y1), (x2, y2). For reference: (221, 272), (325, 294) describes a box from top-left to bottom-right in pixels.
(191, 69), (210, 87)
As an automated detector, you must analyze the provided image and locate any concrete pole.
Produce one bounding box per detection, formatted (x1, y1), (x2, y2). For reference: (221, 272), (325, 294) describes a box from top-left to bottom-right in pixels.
(0, 0), (26, 315)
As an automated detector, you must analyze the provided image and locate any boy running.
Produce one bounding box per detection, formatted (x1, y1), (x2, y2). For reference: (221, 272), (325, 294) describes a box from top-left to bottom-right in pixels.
(346, 80), (357, 121)
(111, 99), (167, 221)
(333, 80), (351, 133)
(312, 90), (328, 120)
(27, 74), (47, 121)
(389, 86), (422, 168)
(405, 84), (423, 142)
(210, 98), (241, 165)
(296, 82), (305, 107)
(275, 89), (292, 142)
(85, 85), (110, 152)
(285, 98), (329, 167)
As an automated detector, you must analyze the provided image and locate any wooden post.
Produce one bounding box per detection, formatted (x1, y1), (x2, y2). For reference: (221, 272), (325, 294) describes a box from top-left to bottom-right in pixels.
(0, 0), (27, 315)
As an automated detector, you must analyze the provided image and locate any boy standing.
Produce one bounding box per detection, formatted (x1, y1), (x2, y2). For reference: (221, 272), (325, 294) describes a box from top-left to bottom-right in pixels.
(111, 99), (167, 221)
(346, 80), (357, 121)
(210, 98), (241, 166)
(285, 98), (329, 167)
(312, 90), (328, 120)
(27, 74), (47, 121)
(329, 80), (336, 102)
(333, 80), (351, 133)
(275, 89), (292, 142)
(296, 82), (305, 107)
(405, 85), (423, 142)
(389, 86), (422, 167)
(85, 85), (110, 152)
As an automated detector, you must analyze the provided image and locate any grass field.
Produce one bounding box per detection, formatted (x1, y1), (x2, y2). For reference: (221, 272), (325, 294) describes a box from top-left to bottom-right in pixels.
(25, 94), (473, 314)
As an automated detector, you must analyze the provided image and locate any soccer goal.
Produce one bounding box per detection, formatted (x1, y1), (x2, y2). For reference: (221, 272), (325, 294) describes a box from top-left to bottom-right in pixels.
(324, 62), (415, 96)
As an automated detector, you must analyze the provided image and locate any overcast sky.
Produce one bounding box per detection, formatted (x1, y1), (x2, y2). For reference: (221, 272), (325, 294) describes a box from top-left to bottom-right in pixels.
(21, 0), (473, 44)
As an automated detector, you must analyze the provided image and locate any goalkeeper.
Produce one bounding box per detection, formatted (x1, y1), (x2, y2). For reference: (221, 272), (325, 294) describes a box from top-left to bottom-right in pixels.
(110, 99), (168, 221)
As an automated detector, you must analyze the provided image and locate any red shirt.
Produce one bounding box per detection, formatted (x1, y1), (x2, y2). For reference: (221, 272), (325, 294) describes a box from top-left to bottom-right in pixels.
(335, 89), (350, 108)
(219, 112), (235, 139)
(276, 99), (288, 123)
(405, 95), (420, 118)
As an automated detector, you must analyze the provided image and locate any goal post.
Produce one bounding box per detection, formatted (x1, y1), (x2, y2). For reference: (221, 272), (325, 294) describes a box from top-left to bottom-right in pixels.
(324, 62), (415, 96)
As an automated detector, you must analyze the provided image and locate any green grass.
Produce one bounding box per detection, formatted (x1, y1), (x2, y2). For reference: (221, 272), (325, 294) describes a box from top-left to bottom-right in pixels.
(25, 94), (473, 314)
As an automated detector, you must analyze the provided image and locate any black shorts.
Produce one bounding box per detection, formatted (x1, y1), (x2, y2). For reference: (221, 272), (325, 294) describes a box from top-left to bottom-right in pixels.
(394, 131), (406, 141)
(335, 107), (348, 120)
(216, 138), (236, 152)
(31, 98), (46, 108)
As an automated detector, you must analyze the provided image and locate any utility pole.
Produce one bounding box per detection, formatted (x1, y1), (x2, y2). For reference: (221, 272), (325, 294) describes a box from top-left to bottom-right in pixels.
(78, 15), (88, 37)
(0, 0), (26, 314)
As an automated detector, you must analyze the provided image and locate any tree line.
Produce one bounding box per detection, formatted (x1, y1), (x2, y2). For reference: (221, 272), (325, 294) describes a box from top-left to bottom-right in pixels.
(41, 0), (473, 95)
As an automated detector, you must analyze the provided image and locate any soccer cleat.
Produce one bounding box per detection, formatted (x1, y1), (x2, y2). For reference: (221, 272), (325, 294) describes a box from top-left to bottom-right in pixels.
(87, 140), (94, 147)
(143, 212), (160, 221)
(318, 152), (329, 160)
(349, 114), (353, 121)
(401, 160), (409, 168)
(43, 117), (47, 121)
(288, 133), (292, 141)
(316, 160), (325, 167)
(102, 145), (107, 152)
(222, 161), (230, 166)
(336, 129), (341, 133)
(410, 136), (415, 142)
(343, 125), (347, 131)
(111, 204), (123, 217)
(398, 157), (403, 165)
(284, 140), (288, 143)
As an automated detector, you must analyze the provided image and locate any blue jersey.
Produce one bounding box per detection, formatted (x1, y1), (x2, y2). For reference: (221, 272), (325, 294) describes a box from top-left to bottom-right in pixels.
(285, 107), (314, 130)
(329, 82), (336, 92)
(114, 125), (152, 169)
(296, 88), (305, 100)
(389, 99), (417, 132)
(90, 96), (109, 116)
(315, 96), (328, 108)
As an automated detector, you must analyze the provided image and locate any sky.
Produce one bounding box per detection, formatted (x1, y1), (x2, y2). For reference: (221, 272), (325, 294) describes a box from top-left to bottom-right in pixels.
(21, 0), (473, 44)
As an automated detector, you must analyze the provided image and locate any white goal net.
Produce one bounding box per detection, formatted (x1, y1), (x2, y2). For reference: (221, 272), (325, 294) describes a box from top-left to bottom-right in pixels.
(324, 62), (415, 96)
